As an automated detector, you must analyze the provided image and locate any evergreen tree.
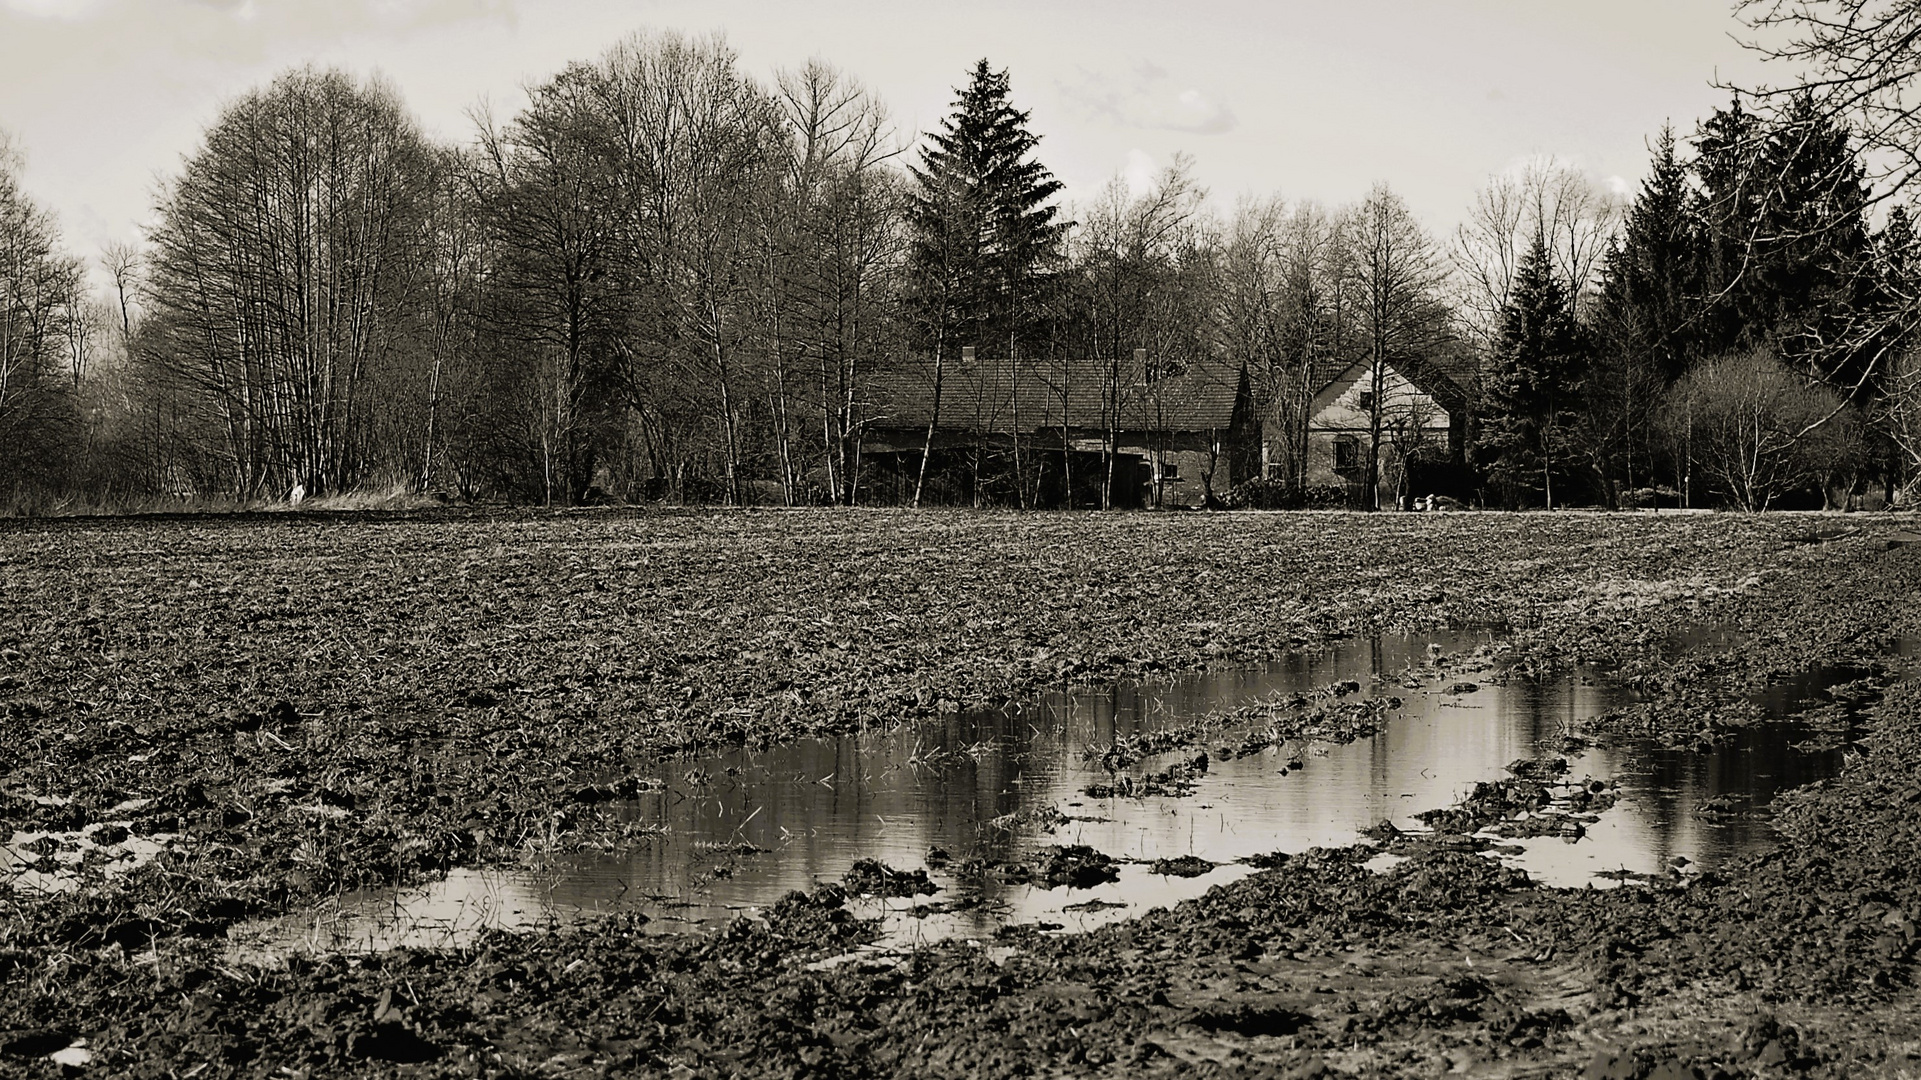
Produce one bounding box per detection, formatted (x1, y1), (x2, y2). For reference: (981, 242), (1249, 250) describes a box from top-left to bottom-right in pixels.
(1691, 99), (1767, 357)
(906, 59), (1065, 357)
(1587, 126), (1699, 496)
(1875, 204), (1921, 496)
(1879, 204), (1918, 286)
(1693, 95), (1878, 390)
(1753, 93), (1876, 388)
(902, 59), (1064, 505)
(1599, 126), (1698, 384)
(1473, 231), (1586, 507)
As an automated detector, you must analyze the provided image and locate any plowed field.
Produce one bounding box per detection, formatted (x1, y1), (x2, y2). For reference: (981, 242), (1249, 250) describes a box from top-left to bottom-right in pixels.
(3, 508), (1918, 1077)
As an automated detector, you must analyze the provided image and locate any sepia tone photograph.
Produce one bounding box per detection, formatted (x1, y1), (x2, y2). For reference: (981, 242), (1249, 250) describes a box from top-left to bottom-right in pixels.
(3, 1), (1921, 1076)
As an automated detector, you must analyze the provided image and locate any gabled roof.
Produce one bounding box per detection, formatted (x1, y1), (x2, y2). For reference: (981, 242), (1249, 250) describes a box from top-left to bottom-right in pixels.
(867, 356), (1245, 434)
(1313, 354), (1469, 413)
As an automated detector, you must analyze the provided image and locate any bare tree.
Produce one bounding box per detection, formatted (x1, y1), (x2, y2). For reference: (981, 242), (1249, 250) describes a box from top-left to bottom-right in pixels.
(100, 240), (141, 355)
(600, 31), (785, 505)
(0, 130), (86, 495)
(763, 60), (904, 505)
(1070, 157), (1213, 508)
(1662, 349), (1851, 510)
(1878, 340), (1921, 501)
(1217, 196), (1286, 479)
(147, 69), (437, 498)
(1452, 158), (1621, 357)
(1274, 202), (1354, 488)
(1345, 184), (1452, 509)
(404, 149), (490, 495)
(1217, 196), (1361, 492)
(1382, 390), (1444, 510)
(473, 74), (623, 506)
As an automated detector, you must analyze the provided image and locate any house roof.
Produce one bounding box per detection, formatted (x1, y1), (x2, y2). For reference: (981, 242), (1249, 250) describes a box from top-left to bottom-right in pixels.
(866, 356), (1245, 434)
(1313, 353), (1470, 413)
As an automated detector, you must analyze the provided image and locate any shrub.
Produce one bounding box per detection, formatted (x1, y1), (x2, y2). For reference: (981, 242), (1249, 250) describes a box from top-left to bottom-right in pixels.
(1227, 479), (1354, 510)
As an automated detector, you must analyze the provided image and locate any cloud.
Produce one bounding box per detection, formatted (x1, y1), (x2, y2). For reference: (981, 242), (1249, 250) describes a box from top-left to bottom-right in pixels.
(340, 0), (513, 30)
(1058, 61), (1237, 135)
(2, 0), (110, 19)
(6, 0), (510, 31)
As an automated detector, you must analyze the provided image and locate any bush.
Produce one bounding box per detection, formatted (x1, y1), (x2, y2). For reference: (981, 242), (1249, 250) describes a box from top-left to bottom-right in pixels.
(1659, 351), (1856, 512)
(1620, 486), (1681, 510)
(1227, 479), (1354, 510)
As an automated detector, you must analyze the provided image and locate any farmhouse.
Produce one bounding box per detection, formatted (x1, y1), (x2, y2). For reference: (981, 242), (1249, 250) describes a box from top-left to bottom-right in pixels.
(863, 348), (1258, 508)
(1287, 356), (1469, 508)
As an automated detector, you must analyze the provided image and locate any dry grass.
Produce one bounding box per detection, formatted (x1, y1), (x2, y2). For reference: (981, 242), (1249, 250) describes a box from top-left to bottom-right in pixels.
(1, 482), (459, 518)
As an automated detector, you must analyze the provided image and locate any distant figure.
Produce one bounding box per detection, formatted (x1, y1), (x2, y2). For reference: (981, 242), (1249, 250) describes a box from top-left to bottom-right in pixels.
(289, 483), (306, 506)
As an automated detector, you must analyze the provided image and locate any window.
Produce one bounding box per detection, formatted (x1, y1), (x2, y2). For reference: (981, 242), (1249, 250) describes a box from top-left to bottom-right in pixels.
(1357, 390), (1376, 411)
(1158, 459), (1181, 480)
(1333, 436), (1359, 472)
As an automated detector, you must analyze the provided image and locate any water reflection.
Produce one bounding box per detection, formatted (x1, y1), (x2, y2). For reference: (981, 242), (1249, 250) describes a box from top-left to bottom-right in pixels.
(245, 631), (1904, 954)
(1510, 724), (1846, 887)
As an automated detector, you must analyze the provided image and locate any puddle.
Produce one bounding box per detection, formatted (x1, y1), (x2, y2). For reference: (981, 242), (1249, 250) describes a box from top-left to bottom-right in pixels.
(230, 631), (1916, 957)
(1498, 644), (1916, 887)
(1495, 722), (1847, 888)
(1, 820), (174, 894)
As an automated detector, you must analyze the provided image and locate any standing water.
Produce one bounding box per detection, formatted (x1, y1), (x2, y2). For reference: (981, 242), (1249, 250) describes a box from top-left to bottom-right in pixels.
(240, 630), (1903, 954)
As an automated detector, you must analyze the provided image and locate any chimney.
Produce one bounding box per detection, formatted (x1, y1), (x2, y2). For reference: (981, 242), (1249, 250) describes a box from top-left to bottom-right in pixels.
(1133, 347), (1147, 366)
(961, 346), (976, 366)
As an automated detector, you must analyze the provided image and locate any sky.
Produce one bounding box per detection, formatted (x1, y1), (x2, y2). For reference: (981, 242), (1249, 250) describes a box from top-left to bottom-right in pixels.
(0, 0), (1793, 284)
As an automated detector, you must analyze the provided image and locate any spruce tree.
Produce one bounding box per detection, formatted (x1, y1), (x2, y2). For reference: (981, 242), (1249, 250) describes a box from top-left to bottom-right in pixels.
(1599, 126), (1698, 384)
(1753, 93), (1876, 389)
(902, 59), (1065, 506)
(1691, 99), (1767, 357)
(906, 59), (1065, 357)
(1880, 204), (1918, 284)
(1473, 231), (1586, 508)
(1588, 126), (1699, 495)
(1693, 95), (1877, 389)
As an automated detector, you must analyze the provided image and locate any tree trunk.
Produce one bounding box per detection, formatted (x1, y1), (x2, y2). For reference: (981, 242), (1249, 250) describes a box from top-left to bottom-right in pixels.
(1365, 353), (1385, 511)
(1009, 346), (1027, 509)
(912, 338), (943, 509)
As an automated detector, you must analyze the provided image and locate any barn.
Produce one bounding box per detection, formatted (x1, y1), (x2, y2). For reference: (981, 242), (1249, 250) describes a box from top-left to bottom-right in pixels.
(863, 349), (1258, 508)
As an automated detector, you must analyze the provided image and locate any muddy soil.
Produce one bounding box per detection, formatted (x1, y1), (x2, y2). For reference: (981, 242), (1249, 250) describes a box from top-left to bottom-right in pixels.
(4, 509), (1920, 1077)
(0, 510), (1877, 899)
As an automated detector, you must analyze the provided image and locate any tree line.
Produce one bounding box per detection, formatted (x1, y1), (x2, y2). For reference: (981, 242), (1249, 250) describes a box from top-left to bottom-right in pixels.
(4, 16), (1920, 511)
